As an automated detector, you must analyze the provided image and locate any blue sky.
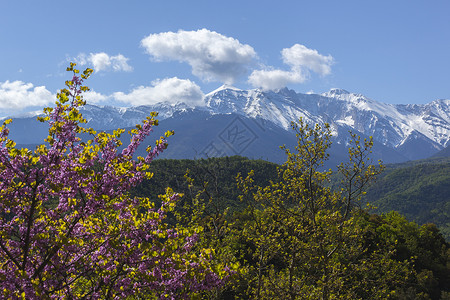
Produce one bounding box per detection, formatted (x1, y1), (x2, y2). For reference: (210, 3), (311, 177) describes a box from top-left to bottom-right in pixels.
(1, 0), (449, 116)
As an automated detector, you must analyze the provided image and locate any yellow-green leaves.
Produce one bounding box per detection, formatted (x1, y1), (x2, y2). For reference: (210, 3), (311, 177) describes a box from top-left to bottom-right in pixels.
(68, 109), (80, 121)
(164, 130), (175, 138)
(5, 139), (16, 149)
(81, 68), (93, 80)
(232, 117), (395, 299)
(66, 62), (76, 71)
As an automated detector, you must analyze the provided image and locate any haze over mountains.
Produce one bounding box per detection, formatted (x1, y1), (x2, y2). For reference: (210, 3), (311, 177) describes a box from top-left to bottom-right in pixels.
(5, 86), (450, 165)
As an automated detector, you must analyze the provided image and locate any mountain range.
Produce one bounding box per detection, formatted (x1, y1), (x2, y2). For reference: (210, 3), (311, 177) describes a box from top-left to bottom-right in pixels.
(4, 86), (450, 166)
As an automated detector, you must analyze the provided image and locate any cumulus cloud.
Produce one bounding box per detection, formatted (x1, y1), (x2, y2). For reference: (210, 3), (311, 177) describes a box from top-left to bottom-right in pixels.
(76, 52), (133, 72)
(113, 77), (204, 107)
(248, 69), (305, 91)
(0, 80), (53, 111)
(282, 44), (333, 75)
(83, 90), (109, 104)
(249, 44), (334, 90)
(141, 29), (257, 84)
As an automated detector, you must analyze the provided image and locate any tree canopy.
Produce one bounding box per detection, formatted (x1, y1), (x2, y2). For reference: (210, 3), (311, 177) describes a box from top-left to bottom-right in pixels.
(0, 64), (229, 299)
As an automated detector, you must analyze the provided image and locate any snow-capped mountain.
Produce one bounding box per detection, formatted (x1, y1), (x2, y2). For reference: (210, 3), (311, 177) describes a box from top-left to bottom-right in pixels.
(5, 86), (450, 164)
(79, 85), (450, 161)
(78, 103), (194, 130)
(203, 86), (449, 152)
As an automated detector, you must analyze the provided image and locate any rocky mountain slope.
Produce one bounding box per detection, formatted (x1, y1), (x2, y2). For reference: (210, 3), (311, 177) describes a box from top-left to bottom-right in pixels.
(4, 86), (449, 164)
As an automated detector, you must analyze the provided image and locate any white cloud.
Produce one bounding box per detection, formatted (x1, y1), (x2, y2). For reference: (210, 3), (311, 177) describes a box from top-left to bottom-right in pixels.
(83, 90), (109, 104)
(76, 52), (133, 72)
(0, 80), (53, 111)
(249, 44), (334, 90)
(248, 69), (305, 91)
(141, 29), (257, 84)
(113, 77), (204, 107)
(282, 44), (333, 75)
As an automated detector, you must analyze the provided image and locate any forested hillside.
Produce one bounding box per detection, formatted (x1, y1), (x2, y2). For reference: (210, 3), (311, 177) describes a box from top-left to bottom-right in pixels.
(133, 156), (279, 211)
(364, 157), (450, 240)
(134, 153), (449, 299)
(138, 156), (450, 241)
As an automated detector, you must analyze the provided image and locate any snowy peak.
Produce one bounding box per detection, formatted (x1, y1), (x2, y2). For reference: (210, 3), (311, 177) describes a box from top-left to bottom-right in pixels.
(10, 86), (449, 162)
(204, 87), (322, 130)
(322, 89), (374, 105)
(203, 86), (450, 154)
(79, 102), (194, 130)
(323, 88), (351, 97)
(206, 84), (242, 96)
(76, 86), (449, 155)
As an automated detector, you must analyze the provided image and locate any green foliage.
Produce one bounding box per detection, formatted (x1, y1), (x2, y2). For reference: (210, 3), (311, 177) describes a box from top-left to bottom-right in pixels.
(131, 123), (449, 299)
(131, 156), (279, 298)
(364, 158), (450, 240)
(130, 118), (450, 299)
(232, 119), (410, 299)
(359, 212), (450, 299)
(132, 156), (279, 212)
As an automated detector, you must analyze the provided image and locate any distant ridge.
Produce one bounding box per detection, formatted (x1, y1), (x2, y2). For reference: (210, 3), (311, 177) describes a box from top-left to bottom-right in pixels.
(5, 86), (450, 164)
(432, 145), (450, 158)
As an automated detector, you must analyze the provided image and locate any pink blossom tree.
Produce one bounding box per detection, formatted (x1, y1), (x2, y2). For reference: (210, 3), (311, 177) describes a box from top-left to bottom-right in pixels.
(0, 64), (228, 299)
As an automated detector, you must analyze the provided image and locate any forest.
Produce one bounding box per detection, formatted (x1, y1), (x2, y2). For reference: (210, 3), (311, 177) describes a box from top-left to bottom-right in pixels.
(364, 158), (450, 241)
(0, 65), (448, 299)
(135, 155), (450, 299)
